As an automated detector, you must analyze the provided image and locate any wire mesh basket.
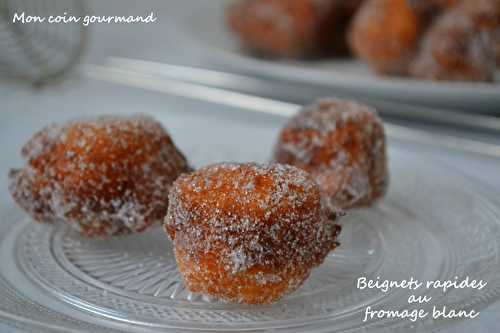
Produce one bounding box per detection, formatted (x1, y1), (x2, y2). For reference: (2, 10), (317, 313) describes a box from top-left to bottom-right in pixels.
(0, 0), (87, 85)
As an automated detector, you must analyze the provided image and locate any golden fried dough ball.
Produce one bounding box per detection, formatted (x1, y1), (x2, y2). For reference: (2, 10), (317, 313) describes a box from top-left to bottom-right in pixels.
(9, 115), (190, 238)
(410, 8), (495, 81)
(164, 163), (342, 304)
(227, 0), (363, 58)
(349, 0), (424, 74)
(273, 98), (388, 210)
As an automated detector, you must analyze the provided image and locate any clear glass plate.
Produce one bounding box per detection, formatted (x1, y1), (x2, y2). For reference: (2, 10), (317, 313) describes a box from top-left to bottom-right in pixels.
(2, 147), (500, 332)
(1, 80), (500, 332)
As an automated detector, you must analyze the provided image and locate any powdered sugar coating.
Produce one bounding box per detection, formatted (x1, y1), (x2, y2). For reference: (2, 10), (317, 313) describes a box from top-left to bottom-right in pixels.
(9, 114), (190, 238)
(410, 8), (495, 82)
(273, 98), (389, 210)
(164, 162), (341, 304)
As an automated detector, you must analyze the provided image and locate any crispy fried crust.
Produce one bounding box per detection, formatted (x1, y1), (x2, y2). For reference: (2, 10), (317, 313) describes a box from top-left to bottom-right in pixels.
(9, 114), (190, 238)
(165, 162), (341, 304)
(273, 98), (388, 210)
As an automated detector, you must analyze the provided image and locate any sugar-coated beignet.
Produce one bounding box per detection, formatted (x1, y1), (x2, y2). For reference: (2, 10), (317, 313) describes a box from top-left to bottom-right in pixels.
(227, 0), (362, 58)
(349, 0), (424, 74)
(410, 8), (495, 82)
(273, 98), (388, 210)
(9, 114), (190, 238)
(164, 162), (342, 304)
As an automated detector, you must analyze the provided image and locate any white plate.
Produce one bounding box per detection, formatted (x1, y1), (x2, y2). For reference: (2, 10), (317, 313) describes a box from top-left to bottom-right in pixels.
(167, 0), (500, 113)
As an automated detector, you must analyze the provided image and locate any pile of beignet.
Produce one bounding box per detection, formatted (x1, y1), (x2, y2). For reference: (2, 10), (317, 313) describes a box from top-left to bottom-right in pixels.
(227, 0), (500, 82)
(9, 98), (388, 304)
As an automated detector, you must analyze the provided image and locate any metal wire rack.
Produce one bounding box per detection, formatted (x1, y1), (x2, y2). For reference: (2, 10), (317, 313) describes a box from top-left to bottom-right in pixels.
(0, 0), (87, 85)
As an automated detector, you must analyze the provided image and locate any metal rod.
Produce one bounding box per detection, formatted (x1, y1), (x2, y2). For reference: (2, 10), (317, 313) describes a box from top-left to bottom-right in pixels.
(107, 57), (500, 135)
(83, 64), (500, 159)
